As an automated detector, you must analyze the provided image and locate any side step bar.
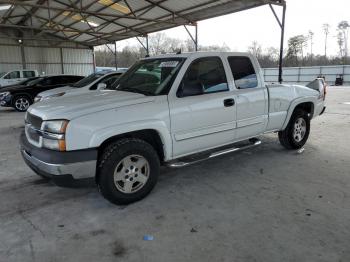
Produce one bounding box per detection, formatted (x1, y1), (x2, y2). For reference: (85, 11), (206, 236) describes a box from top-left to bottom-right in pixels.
(167, 138), (262, 168)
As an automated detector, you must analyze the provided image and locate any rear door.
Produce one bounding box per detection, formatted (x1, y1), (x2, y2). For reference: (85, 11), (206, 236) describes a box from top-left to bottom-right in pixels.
(168, 55), (237, 158)
(225, 55), (268, 139)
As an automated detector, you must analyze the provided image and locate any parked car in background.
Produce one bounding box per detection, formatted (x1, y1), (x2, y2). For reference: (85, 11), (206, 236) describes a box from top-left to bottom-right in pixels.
(20, 52), (326, 205)
(34, 70), (126, 102)
(0, 70), (38, 87)
(0, 75), (83, 112)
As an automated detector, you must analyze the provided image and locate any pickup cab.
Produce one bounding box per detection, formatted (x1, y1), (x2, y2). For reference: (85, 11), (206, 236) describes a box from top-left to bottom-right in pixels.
(20, 52), (326, 205)
(0, 70), (38, 87)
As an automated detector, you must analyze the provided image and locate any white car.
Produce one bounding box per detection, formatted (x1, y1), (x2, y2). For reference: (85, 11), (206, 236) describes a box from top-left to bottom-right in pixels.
(34, 70), (127, 102)
(0, 70), (38, 88)
(20, 52), (326, 205)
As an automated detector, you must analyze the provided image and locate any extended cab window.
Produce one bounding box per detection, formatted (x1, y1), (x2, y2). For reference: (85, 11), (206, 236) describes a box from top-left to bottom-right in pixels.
(23, 71), (35, 78)
(227, 57), (258, 89)
(178, 57), (228, 97)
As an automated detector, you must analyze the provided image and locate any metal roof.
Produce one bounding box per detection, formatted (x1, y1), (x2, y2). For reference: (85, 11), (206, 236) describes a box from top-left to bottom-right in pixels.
(0, 0), (284, 47)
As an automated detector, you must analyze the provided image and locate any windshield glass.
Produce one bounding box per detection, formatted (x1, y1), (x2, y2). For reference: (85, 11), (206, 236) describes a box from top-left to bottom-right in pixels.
(0, 72), (7, 78)
(113, 58), (185, 96)
(70, 73), (104, 88)
(26, 77), (44, 86)
(18, 77), (40, 85)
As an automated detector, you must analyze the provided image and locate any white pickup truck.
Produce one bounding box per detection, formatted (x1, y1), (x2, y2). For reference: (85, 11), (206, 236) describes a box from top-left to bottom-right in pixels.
(20, 52), (326, 205)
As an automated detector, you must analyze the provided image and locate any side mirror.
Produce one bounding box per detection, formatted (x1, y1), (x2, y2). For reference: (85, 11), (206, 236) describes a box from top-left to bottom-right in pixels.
(177, 82), (203, 97)
(97, 83), (107, 90)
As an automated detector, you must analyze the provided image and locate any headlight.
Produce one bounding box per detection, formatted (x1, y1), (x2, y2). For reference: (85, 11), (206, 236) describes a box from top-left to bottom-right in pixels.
(34, 96), (41, 103)
(41, 120), (69, 151)
(0, 92), (10, 99)
(42, 120), (69, 134)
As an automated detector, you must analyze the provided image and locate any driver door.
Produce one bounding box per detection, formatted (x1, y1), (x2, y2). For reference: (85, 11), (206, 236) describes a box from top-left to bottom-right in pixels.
(169, 56), (237, 158)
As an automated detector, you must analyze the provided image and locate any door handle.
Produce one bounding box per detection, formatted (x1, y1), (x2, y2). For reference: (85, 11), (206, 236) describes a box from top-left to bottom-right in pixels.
(223, 98), (235, 107)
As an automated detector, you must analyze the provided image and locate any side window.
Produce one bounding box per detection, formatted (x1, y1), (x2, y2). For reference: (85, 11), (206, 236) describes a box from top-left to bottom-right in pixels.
(178, 57), (228, 97)
(59, 76), (72, 84)
(101, 74), (121, 89)
(23, 71), (35, 78)
(40, 77), (54, 86)
(5, 71), (20, 79)
(227, 56), (258, 89)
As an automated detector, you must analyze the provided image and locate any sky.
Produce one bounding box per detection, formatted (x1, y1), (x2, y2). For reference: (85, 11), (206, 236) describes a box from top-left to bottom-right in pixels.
(114, 0), (350, 57)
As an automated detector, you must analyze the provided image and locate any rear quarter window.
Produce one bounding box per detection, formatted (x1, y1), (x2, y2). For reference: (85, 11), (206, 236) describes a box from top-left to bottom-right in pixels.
(227, 56), (258, 89)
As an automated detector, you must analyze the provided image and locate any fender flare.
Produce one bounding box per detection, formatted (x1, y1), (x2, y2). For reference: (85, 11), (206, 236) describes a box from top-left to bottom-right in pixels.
(88, 120), (173, 161)
(281, 96), (316, 130)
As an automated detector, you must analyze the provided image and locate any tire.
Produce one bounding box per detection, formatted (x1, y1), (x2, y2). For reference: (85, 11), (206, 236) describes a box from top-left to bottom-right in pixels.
(278, 109), (310, 149)
(13, 95), (32, 112)
(97, 138), (160, 205)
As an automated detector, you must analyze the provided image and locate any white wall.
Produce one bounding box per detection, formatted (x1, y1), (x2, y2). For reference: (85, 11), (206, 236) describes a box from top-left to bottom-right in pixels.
(263, 65), (350, 85)
(0, 34), (94, 76)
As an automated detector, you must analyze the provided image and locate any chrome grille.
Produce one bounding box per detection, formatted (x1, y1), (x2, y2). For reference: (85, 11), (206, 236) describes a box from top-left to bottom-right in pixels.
(26, 113), (42, 130)
(25, 113), (43, 146)
(27, 126), (40, 143)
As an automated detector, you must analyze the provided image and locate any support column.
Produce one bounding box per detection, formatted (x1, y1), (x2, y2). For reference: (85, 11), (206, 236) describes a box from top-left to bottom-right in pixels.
(91, 46), (96, 72)
(195, 23), (198, 51)
(114, 41), (118, 70)
(20, 42), (26, 69)
(146, 35), (149, 56)
(60, 47), (64, 74)
(278, 3), (286, 83)
(184, 23), (198, 52)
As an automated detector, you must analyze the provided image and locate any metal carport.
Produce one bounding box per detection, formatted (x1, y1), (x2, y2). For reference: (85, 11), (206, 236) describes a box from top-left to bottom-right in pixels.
(0, 0), (286, 81)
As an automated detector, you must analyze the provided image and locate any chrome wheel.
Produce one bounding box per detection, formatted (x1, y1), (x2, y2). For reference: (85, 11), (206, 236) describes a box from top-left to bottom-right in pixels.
(293, 118), (306, 142)
(15, 97), (30, 111)
(113, 154), (150, 194)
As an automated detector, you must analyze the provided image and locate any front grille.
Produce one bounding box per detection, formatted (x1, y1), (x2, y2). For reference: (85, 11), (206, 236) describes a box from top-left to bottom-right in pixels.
(26, 113), (43, 129)
(27, 126), (40, 143)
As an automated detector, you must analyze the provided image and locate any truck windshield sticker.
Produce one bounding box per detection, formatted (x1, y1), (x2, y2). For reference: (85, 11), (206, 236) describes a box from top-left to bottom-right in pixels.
(159, 61), (179, 68)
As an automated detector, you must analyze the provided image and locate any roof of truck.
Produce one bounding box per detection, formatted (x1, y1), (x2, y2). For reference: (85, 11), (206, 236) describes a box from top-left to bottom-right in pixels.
(143, 51), (253, 60)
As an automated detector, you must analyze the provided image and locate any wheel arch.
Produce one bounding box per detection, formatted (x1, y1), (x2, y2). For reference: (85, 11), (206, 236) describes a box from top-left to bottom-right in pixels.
(282, 97), (316, 130)
(11, 92), (33, 105)
(97, 129), (167, 165)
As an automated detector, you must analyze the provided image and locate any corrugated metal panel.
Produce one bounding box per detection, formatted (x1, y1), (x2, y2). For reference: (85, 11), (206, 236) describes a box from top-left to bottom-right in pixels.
(24, 47), (61, 63)
(63, 64), (93, 76)
(62, 48), (93, 64)
(26, 64), (62, 75)
(0, 46), (22, 63)
(263, 65), (350, 85)
(0, 64), (23, 72)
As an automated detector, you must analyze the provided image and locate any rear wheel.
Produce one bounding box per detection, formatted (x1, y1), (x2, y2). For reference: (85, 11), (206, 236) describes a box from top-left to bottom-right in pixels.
(278, 109), (310, 149)
(14, 95), (31, 112)
(97, 138), (160, 205)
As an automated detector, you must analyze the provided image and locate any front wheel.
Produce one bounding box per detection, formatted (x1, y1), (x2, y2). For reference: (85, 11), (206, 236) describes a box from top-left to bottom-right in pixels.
(14, 95), (31, 112)
(278, 109), (310, 149)
(97, 138), (160, 205)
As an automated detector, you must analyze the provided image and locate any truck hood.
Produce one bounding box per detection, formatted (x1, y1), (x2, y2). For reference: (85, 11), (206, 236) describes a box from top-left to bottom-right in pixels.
(28, 90), (155, 120)
(38, 86), (73, 98)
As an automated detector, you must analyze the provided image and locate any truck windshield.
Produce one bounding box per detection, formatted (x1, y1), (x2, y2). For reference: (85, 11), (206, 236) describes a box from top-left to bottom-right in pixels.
(113, 58), (185, 96)
(70, 73), (105, 88)
(0, 72), (6, 78)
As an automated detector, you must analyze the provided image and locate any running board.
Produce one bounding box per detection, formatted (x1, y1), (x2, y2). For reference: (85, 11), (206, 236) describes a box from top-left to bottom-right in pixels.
(167, 138), (262, 168)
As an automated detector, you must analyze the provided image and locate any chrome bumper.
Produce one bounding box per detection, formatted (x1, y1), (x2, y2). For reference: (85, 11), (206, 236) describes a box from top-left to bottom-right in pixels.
(21, 149), (96, 180)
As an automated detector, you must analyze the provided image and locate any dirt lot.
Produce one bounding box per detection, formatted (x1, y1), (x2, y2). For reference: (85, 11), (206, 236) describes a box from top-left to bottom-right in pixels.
(0, 87), (349, 262)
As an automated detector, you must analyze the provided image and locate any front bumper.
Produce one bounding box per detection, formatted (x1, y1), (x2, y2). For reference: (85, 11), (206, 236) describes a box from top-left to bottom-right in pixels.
(20, 132), (97, 185)
(0, 95), (12, 107)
